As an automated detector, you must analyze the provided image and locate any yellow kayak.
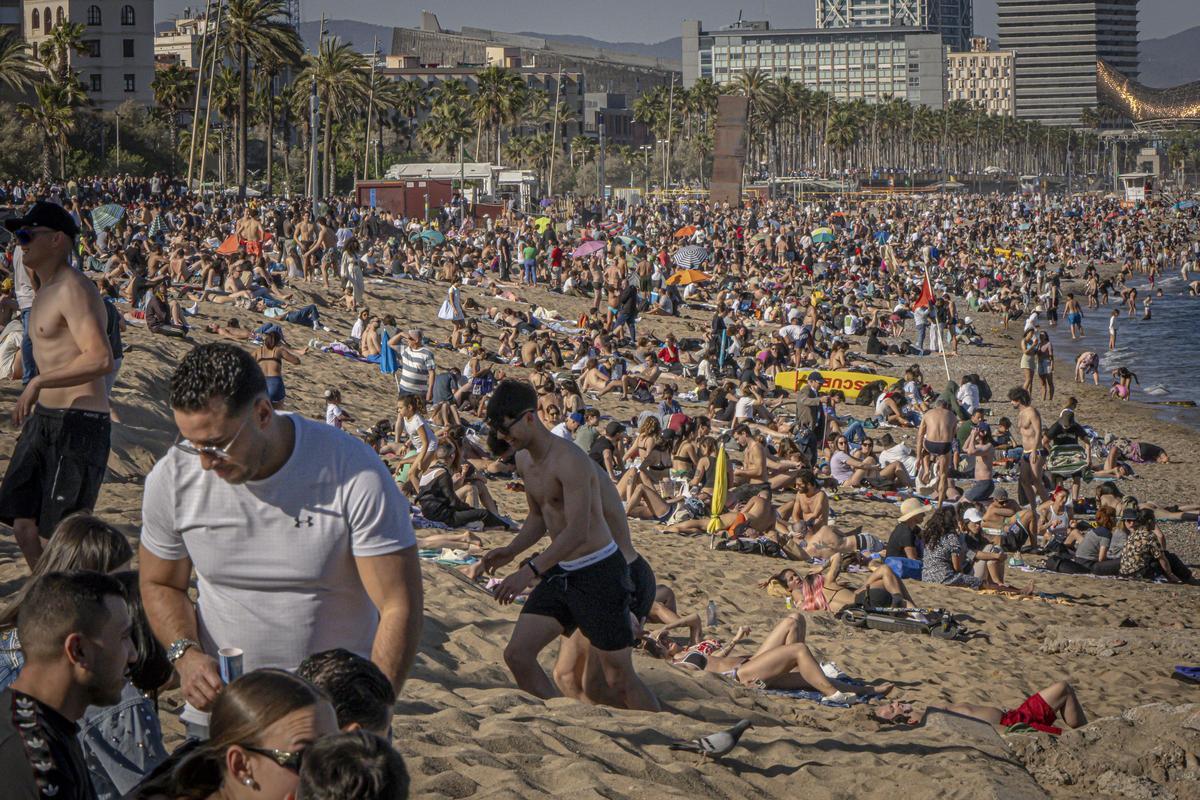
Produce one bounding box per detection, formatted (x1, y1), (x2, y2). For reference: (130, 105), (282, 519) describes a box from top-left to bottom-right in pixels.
(774, 369), (900, 399)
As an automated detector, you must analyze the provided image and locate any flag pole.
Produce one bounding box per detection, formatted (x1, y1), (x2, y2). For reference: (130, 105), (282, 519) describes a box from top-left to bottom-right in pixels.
(922, 259), (952, 382)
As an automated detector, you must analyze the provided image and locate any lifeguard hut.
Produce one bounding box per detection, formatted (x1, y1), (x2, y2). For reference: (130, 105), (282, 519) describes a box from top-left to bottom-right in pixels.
(1118, 172), (1154, 203)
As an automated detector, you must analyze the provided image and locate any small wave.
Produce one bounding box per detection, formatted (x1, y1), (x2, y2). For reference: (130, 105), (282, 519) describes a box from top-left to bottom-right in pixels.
(1143, 384), (1170, 395)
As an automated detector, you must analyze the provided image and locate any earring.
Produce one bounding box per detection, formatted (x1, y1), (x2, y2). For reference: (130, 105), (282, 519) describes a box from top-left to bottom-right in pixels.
(243, 778), (253, 786)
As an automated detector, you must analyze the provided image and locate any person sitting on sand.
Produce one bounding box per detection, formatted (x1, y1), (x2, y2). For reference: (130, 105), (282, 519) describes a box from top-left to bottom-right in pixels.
(875, 680), (1086, 736)
(661, 486), (777, 538)
(640, 610), (883, 702)
(920, 507), (1005, 590)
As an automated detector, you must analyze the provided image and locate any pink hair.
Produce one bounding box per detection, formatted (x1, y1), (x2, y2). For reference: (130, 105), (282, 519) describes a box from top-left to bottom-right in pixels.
(799, 573), (831, 612)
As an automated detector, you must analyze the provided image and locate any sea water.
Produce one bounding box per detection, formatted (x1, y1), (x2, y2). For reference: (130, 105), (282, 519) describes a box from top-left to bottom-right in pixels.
(1048, 274), (1200, 429)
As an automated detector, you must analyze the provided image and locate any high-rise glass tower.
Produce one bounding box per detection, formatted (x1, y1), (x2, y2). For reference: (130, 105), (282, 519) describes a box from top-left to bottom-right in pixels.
(998, 0), (1139, 126)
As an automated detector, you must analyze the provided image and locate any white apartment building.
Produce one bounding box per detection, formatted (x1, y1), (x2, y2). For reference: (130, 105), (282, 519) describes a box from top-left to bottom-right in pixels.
(154, 14), (209, 68)
(946, 37), (1015, 117)
(23, 0), (155, 109)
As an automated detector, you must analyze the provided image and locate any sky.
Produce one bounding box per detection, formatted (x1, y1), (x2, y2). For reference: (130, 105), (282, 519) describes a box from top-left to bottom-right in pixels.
(155, 0), (1200, 44)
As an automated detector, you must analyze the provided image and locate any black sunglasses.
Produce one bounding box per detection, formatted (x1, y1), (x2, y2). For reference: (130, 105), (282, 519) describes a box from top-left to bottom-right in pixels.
(14, 228), (55, 245)
(240, 744), (304, 772)
(492, 408), (534, 436)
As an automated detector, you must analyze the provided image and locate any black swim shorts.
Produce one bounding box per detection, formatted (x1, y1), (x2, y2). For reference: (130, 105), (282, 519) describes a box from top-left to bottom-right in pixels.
(0, 406), (111, 536)
(522, 550), (635, 651)
(628, 555), (657, 622)
(925, 440), (952, 457)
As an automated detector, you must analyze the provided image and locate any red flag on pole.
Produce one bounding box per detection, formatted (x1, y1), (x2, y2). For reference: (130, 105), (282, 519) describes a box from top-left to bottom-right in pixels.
(914, 276), (934, 309)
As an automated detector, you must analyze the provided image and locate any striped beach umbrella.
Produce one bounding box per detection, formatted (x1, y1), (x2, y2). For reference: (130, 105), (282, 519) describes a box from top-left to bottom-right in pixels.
(617, 234), (646, 248)
(572, 240), (606, 258)
(672, 244), (709, 268)
(91, 204), (125, 231)
(810, 226), (835, 244)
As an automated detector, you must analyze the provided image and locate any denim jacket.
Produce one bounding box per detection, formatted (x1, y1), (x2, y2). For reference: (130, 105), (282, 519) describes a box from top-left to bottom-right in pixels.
(79, 683), (167, 798)
(0, 628), (25, 693)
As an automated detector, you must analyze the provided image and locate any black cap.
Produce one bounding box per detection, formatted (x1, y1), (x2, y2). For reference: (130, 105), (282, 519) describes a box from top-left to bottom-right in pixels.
(807, 371), (824, 382)
(605, 421), (624, 437)
(5, 201), (79, 237)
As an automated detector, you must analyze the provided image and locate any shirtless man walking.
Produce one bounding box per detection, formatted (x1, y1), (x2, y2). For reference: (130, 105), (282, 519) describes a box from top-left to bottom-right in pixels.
(915, 399), (957, 506)
(305, 217), (336, 289)
(479, 380), (659, 711)
(1009, 387), (1048, 548)
(0, 202), (115, 567)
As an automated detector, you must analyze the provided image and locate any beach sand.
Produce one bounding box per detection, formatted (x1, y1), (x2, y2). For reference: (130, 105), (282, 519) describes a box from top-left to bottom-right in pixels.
(1, 275), (1197, 798)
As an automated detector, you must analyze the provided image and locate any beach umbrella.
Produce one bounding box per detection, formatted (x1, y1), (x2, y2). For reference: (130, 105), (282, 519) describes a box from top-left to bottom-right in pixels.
(410, 229), (444, 245)
(665, 269), (710, 286)
(673, 225), (697, 239)
(811, 227), (835, 243)
(873, 230), (890, 244)
(1018, 222), (1031, 231)
(539, 197), (553, 208)
(572, 240), (606, 258)
(533, 216), (552, 232)
(617, 234), (646, 248)
(706, 445), (729, 537)
(215, 234), (242, 255)
(751, 231), (770, 242)
(672, 244), (709, 268)
(91, 204), (125, 231)
(1175, 200), (1196, 210)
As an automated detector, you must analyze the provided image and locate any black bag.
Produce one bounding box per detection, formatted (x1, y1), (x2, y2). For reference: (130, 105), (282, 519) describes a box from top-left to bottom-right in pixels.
(856, 379), (887, 407)
(1046, 554), (1092, 574)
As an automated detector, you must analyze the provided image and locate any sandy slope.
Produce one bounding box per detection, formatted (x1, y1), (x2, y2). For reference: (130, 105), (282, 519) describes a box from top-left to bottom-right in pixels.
(1, 273), (1197, 798)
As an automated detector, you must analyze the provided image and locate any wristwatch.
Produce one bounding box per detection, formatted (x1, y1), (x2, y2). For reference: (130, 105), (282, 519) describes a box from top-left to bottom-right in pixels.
(167, 638), (200, 664)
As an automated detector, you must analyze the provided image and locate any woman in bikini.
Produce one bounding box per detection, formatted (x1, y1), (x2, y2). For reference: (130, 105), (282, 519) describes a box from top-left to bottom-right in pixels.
(641, 610), (887, 702)
(254, 330), (301, 408)
(762, 553), (918, 614)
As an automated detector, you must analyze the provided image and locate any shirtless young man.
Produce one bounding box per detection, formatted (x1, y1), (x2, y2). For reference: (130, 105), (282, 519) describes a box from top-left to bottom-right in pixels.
(478, 380), (660, 711)
(294, 214), (316, 280)
(731, 424), (769, 487)
(552, 457), (658, 707)
(783, 469), (829, 533)
(1009, 387), (1048, 546)
(916, 400), (957, 506)
(234, 208), (264, 255)
(0, 202), (115, 567)
(304, 217), (336, 288)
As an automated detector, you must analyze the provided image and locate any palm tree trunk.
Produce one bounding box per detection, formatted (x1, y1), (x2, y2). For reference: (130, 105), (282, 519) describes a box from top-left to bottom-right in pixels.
(265, 73), (275, 195)
(237, 46), (249, 199)
(322, 104), (334, 197)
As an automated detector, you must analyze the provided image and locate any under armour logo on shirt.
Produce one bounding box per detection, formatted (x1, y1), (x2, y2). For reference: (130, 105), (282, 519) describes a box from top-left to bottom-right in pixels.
(294, 515), (314, 528)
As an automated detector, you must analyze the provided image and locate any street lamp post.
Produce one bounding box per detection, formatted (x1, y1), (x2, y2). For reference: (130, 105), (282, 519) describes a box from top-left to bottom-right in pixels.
(640, 143), (652, 197)
(115, 111), (121, 171)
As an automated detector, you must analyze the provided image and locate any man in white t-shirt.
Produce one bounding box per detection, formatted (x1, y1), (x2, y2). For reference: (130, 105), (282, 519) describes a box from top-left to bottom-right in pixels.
(139, 344), (423, 733)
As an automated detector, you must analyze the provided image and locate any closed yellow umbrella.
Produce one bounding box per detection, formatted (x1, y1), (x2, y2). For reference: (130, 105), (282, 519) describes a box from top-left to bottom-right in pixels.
(706, 445), (729, 536)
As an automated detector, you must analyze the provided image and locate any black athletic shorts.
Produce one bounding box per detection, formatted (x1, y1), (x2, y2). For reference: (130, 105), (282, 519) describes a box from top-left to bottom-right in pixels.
(522, 550), (635, 651)
(628, 555), (657, 622)
(0, 406), (111, 536)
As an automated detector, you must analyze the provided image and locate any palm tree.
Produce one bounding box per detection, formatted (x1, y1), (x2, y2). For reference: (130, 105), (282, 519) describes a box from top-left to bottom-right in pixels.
(296, 37), (368, 196)
(210, 65), (240, 184)
(729, 68), (773, 176)
(18, 83), (75, 179)
(472, 66), (526, 163)
(569, 134), (596, 169)
(0, 32), (37, 93)
(38, 21), (88, 88)
(393, 79), (425, 154)
(221, 0), (303, 198)
(418, 102), (471, 159)
(152, 63), (195, 174)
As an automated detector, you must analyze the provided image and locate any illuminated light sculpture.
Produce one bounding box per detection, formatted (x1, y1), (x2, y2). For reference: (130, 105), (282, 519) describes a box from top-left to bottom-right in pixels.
(1097, 59), (1200, 131)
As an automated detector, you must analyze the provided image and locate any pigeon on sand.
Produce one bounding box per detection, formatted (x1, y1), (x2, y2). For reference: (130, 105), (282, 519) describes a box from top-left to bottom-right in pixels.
(668, 719), (753, 763)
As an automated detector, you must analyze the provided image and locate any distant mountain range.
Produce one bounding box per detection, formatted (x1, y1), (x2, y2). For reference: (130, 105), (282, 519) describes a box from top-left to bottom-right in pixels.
(162, 17), (1199, 90)
(1138, 26), (1200, 88)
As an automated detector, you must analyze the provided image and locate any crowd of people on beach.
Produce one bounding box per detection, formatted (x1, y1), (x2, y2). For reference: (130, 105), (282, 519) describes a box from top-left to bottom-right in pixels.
(0, 174), (1195, 798)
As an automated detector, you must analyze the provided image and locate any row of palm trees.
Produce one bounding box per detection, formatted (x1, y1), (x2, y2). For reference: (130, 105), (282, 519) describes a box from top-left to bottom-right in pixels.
(630, 68), (1128, 189)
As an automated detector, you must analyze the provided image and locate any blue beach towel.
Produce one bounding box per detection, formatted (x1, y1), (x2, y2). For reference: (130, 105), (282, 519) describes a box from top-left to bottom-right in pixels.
(379, 330), (397, 374)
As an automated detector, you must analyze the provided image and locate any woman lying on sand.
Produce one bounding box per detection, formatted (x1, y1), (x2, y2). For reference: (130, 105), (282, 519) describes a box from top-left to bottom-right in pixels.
(760, 554), (918, 614)
(874, 680), (1087, 735)
(640, 611), (890, 702)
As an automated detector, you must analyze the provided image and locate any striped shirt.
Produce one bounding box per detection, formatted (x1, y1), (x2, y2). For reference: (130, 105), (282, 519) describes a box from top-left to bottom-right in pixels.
(397, 345), (436, 396)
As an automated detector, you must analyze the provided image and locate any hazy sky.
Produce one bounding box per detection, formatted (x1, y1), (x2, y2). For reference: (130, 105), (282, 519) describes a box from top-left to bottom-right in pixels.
(156, 0), (1200, 43)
